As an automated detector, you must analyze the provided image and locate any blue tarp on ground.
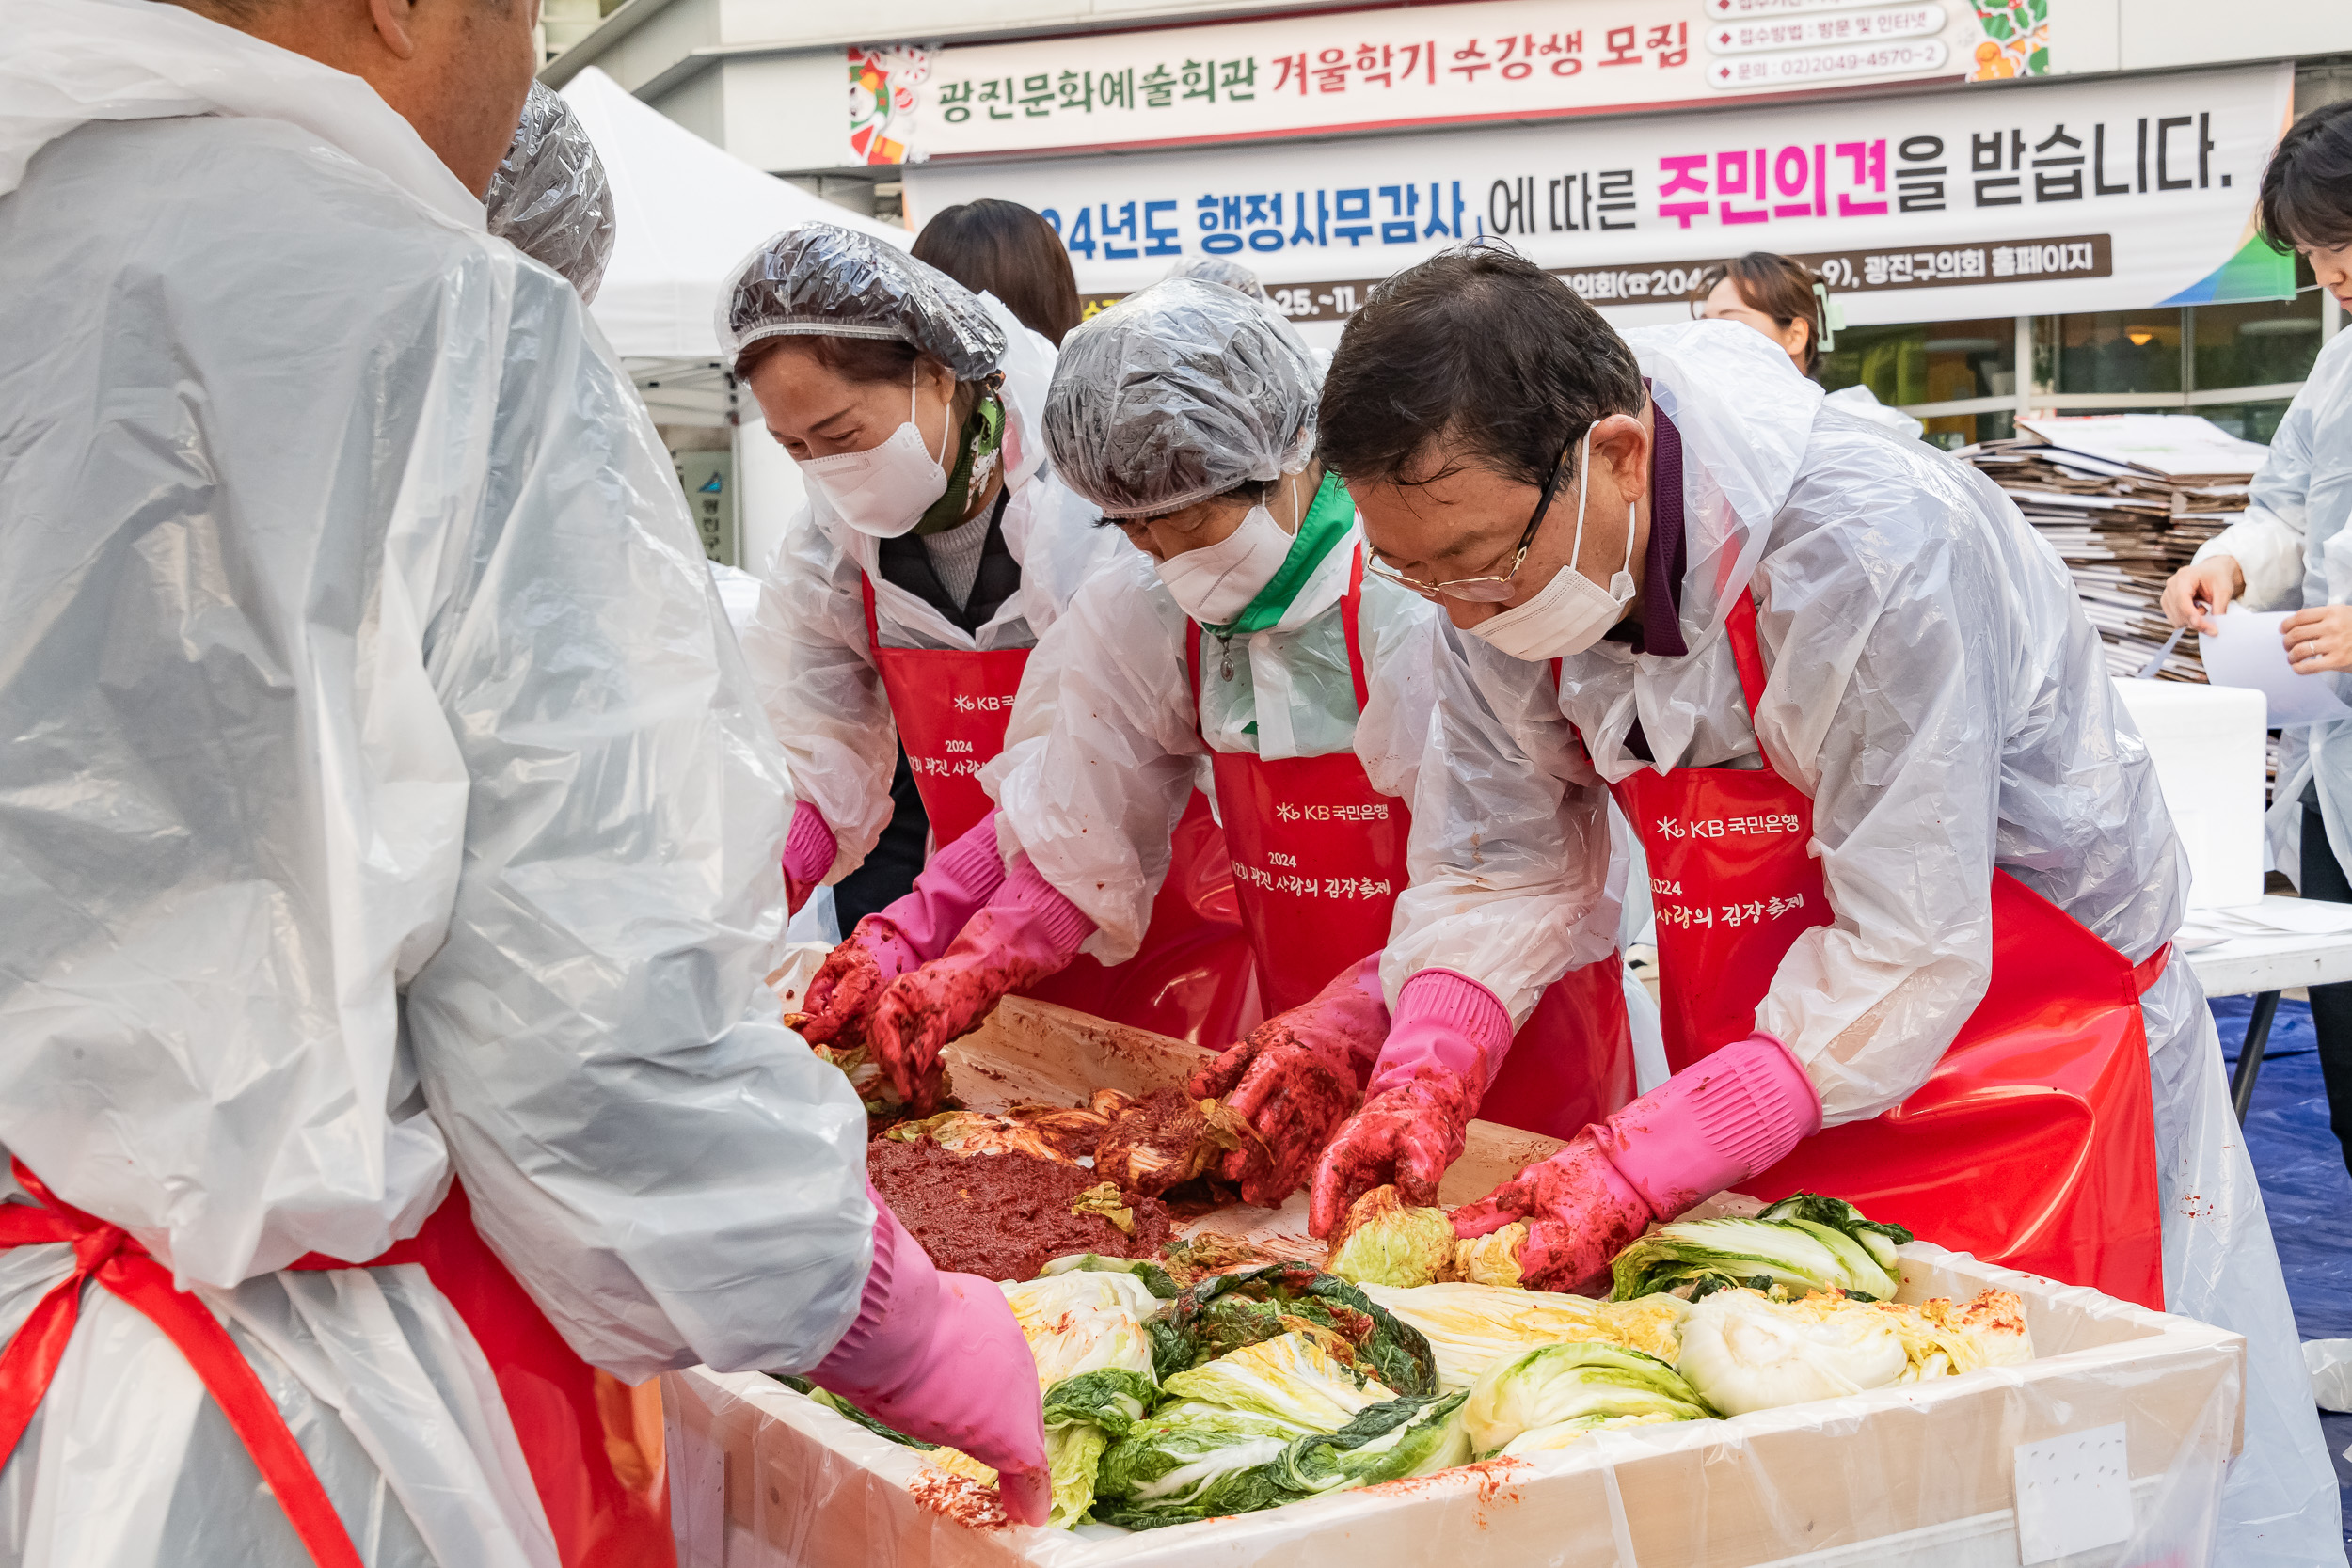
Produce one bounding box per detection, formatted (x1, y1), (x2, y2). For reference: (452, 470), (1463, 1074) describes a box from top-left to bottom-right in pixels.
(2209, 993), (2352, 1547)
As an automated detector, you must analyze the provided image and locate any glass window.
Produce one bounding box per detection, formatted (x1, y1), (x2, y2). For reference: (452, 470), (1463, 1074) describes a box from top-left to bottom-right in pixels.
(2190, 400), (2297, 444)
(1817, 317), (2015, 407)
(2195, 297), (2326, 390)
(2044, 309), (2184, 394)
(1918, 408), (2014, 451)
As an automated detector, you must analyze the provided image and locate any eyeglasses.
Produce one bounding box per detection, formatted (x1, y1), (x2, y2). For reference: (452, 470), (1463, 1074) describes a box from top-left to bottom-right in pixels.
(1364, 451), (1568, 604)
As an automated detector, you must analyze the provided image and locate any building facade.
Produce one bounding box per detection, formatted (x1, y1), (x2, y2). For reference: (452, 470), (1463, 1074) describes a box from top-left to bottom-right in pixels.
(548, 1), (2350, 492)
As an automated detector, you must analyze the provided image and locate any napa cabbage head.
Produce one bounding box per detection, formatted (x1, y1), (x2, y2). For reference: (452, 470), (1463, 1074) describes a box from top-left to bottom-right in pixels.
(1090, 1407), (1310, 1528)
(1673, 1288), (1908, 1416)
(1463, 1341), (1715, 1457)
(1160, 1331), (1397, 1432)
(1325, 1186), (1458, 1289)
(1610, 1215), (1896, 1302)
(1359, 1282), (1690, 1393)
(1276, 1392), (1471, 1494)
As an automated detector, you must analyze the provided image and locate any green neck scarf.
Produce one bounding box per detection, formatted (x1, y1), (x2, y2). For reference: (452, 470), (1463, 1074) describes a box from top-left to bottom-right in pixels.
(914, 395), (1007, 537)
(1203, 470), (1355, 637)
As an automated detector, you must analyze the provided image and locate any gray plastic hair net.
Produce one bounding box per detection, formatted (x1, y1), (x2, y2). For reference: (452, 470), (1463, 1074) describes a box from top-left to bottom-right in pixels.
(1044, 277), (1319, 517)
(717, 223), (1005, 380)
(484, 82), (615, 303)
(1161, 255), (1267, 300)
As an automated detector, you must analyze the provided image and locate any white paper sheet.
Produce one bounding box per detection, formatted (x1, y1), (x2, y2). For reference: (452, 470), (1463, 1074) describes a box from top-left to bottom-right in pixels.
(2016, 413), (2270, 478)
(2198, 605), (2352, 726)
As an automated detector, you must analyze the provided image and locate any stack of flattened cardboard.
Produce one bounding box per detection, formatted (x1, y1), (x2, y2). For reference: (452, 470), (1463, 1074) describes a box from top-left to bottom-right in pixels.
(1955, 414), (2268, 683)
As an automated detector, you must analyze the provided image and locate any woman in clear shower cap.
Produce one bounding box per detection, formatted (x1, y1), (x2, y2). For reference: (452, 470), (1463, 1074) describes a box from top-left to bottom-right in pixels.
(824, 277), (1638, 1207)
(725, 225), (1252, 1068)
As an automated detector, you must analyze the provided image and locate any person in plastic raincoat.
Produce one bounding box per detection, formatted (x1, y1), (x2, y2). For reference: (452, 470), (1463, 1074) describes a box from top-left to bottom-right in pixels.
(2163, 99), (2352, 1183)
(733, 228), (1253, 1063)
(1314, 244), (2341, 1564)
(0, 2), (1051, 1559)
(816, 279), (1636, 1201)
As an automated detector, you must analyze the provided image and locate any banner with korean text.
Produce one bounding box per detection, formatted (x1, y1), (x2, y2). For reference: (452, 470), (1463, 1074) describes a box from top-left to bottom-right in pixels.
(900, 62), (2292, 326)
(848, 0), (2055, 164)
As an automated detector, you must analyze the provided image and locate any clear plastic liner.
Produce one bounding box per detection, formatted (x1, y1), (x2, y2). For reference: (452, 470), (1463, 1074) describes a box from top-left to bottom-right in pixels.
(667, 1237), (2246, 1568)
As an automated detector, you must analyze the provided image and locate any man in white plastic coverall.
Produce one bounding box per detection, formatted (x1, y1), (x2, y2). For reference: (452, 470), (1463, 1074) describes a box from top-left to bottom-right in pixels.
(2163, 100), (2352, 1183)
(0, 1), (1052, 1559)
(728, 227), (1252, 1059)
(916, 278), (1636, 1213)
(1315, 245), (2339, 1563)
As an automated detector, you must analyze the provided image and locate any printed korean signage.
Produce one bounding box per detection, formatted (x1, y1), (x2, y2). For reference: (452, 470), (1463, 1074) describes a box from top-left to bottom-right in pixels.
(901, 62), (2293, 325)
(848, 0), (2053, 164)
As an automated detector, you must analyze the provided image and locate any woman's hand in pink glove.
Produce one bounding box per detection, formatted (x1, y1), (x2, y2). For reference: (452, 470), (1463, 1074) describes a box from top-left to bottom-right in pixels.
(782, 800), (836, 917)
(1189, 957), (1384, 1207)
(868, 859), (1093, 1114)
(798, 815), (1011, 1052)
(807, 1190), (1051, 1526)
(1306, 968), (1508, 1238)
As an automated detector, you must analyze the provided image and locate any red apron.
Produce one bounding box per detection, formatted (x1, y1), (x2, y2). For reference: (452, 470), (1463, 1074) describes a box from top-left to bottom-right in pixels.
(862, 575), (1254, 1047)
(1188, 548), (1636, 1138)
(1601, 592), (2167, 1307)
(0, 1168), (667, 1568)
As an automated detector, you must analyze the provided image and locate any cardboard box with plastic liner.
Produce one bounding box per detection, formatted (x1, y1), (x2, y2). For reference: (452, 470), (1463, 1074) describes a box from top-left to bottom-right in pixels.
(666, 999), (2247, 1568)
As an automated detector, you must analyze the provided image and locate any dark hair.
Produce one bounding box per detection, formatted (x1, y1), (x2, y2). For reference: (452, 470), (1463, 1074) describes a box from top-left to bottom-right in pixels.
(2261, 99), (2352, 253)
(912, 199), (1083, 346)
(1692, 252), (1822, 374)
(1318, 245), (1644, 491)
(735, 333), (922, 386)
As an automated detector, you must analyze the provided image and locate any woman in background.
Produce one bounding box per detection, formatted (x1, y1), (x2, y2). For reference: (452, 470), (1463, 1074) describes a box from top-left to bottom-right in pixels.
(914, 198), (1084, 346)
(1693, 251), (1924, 438)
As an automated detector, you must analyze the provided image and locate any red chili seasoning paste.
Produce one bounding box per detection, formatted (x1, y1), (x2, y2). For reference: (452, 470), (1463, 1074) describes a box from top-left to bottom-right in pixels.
(866, 1137), (1174, 1281)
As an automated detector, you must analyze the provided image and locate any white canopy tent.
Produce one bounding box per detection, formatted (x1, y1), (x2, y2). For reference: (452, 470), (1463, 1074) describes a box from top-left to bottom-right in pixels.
(559, 66), (912, 572)
(560, 65), (909, 359)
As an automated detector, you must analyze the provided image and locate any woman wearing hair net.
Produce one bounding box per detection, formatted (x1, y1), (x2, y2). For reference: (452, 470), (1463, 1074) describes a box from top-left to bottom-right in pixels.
(1314, 245), (2340, 1562)
(831, 278), (1636, 1210)
(726, 225), (1253, 1064)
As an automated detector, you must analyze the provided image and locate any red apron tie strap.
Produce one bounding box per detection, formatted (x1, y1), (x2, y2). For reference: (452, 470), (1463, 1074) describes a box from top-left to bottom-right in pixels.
(1339, 545), (1370, 715)
(2132, 941), (2171, 996)
(0, 1160), (364, 1568)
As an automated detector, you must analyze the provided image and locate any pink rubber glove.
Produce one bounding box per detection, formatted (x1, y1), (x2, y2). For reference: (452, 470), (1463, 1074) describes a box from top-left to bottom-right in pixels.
(783, 800), (836, 917)
(807, 1186), (1049, 1525)
(1188, 956), (1383, 1208)
(797, 814), (1009, 1051)
(1308, 968), (1509, 1237)
(1451, 1032), (1822, 1293)
(867, 856), (1093, 1114)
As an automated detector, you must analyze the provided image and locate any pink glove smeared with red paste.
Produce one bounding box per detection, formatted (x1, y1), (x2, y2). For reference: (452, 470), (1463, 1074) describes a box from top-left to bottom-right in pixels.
(806, 1185), (1049, 1525)
(1189, 956), (1386, 1208)
(1451, 1032), (1822, 1293)
(868, 855), (1094, 1113)
(797, 813), (1009, 1051)
(1309, 968), (1508, 1238)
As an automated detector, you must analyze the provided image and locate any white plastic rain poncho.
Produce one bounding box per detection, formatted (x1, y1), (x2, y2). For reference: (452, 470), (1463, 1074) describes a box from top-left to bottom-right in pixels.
(1403, 318), (2341, 1564)
(0, 6), (872, 1563)
(2191, 328), (2352, 886)
(989, 281), (1625, 984)
(728, 228), (1123, 881)
(485, 81), (616, 302)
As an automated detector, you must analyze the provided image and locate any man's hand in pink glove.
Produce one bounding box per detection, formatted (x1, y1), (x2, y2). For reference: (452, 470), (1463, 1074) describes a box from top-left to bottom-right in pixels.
(807, 1188), (1050, 1525)
(1308, 968), (1507, 1237)
(797, 816), (1009, 1051)
(1451, 1032), (1822, 1294)
(1187, 958), (1382, 1208)
(782, 800), (836, 917)
(868, 857), (1094, 1114)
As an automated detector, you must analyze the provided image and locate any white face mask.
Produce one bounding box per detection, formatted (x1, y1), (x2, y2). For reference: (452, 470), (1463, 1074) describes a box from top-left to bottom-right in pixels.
(1154, 486), (1297, 626)
(1466, 431), (1639, 661)
(798, 365), (951, 538)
